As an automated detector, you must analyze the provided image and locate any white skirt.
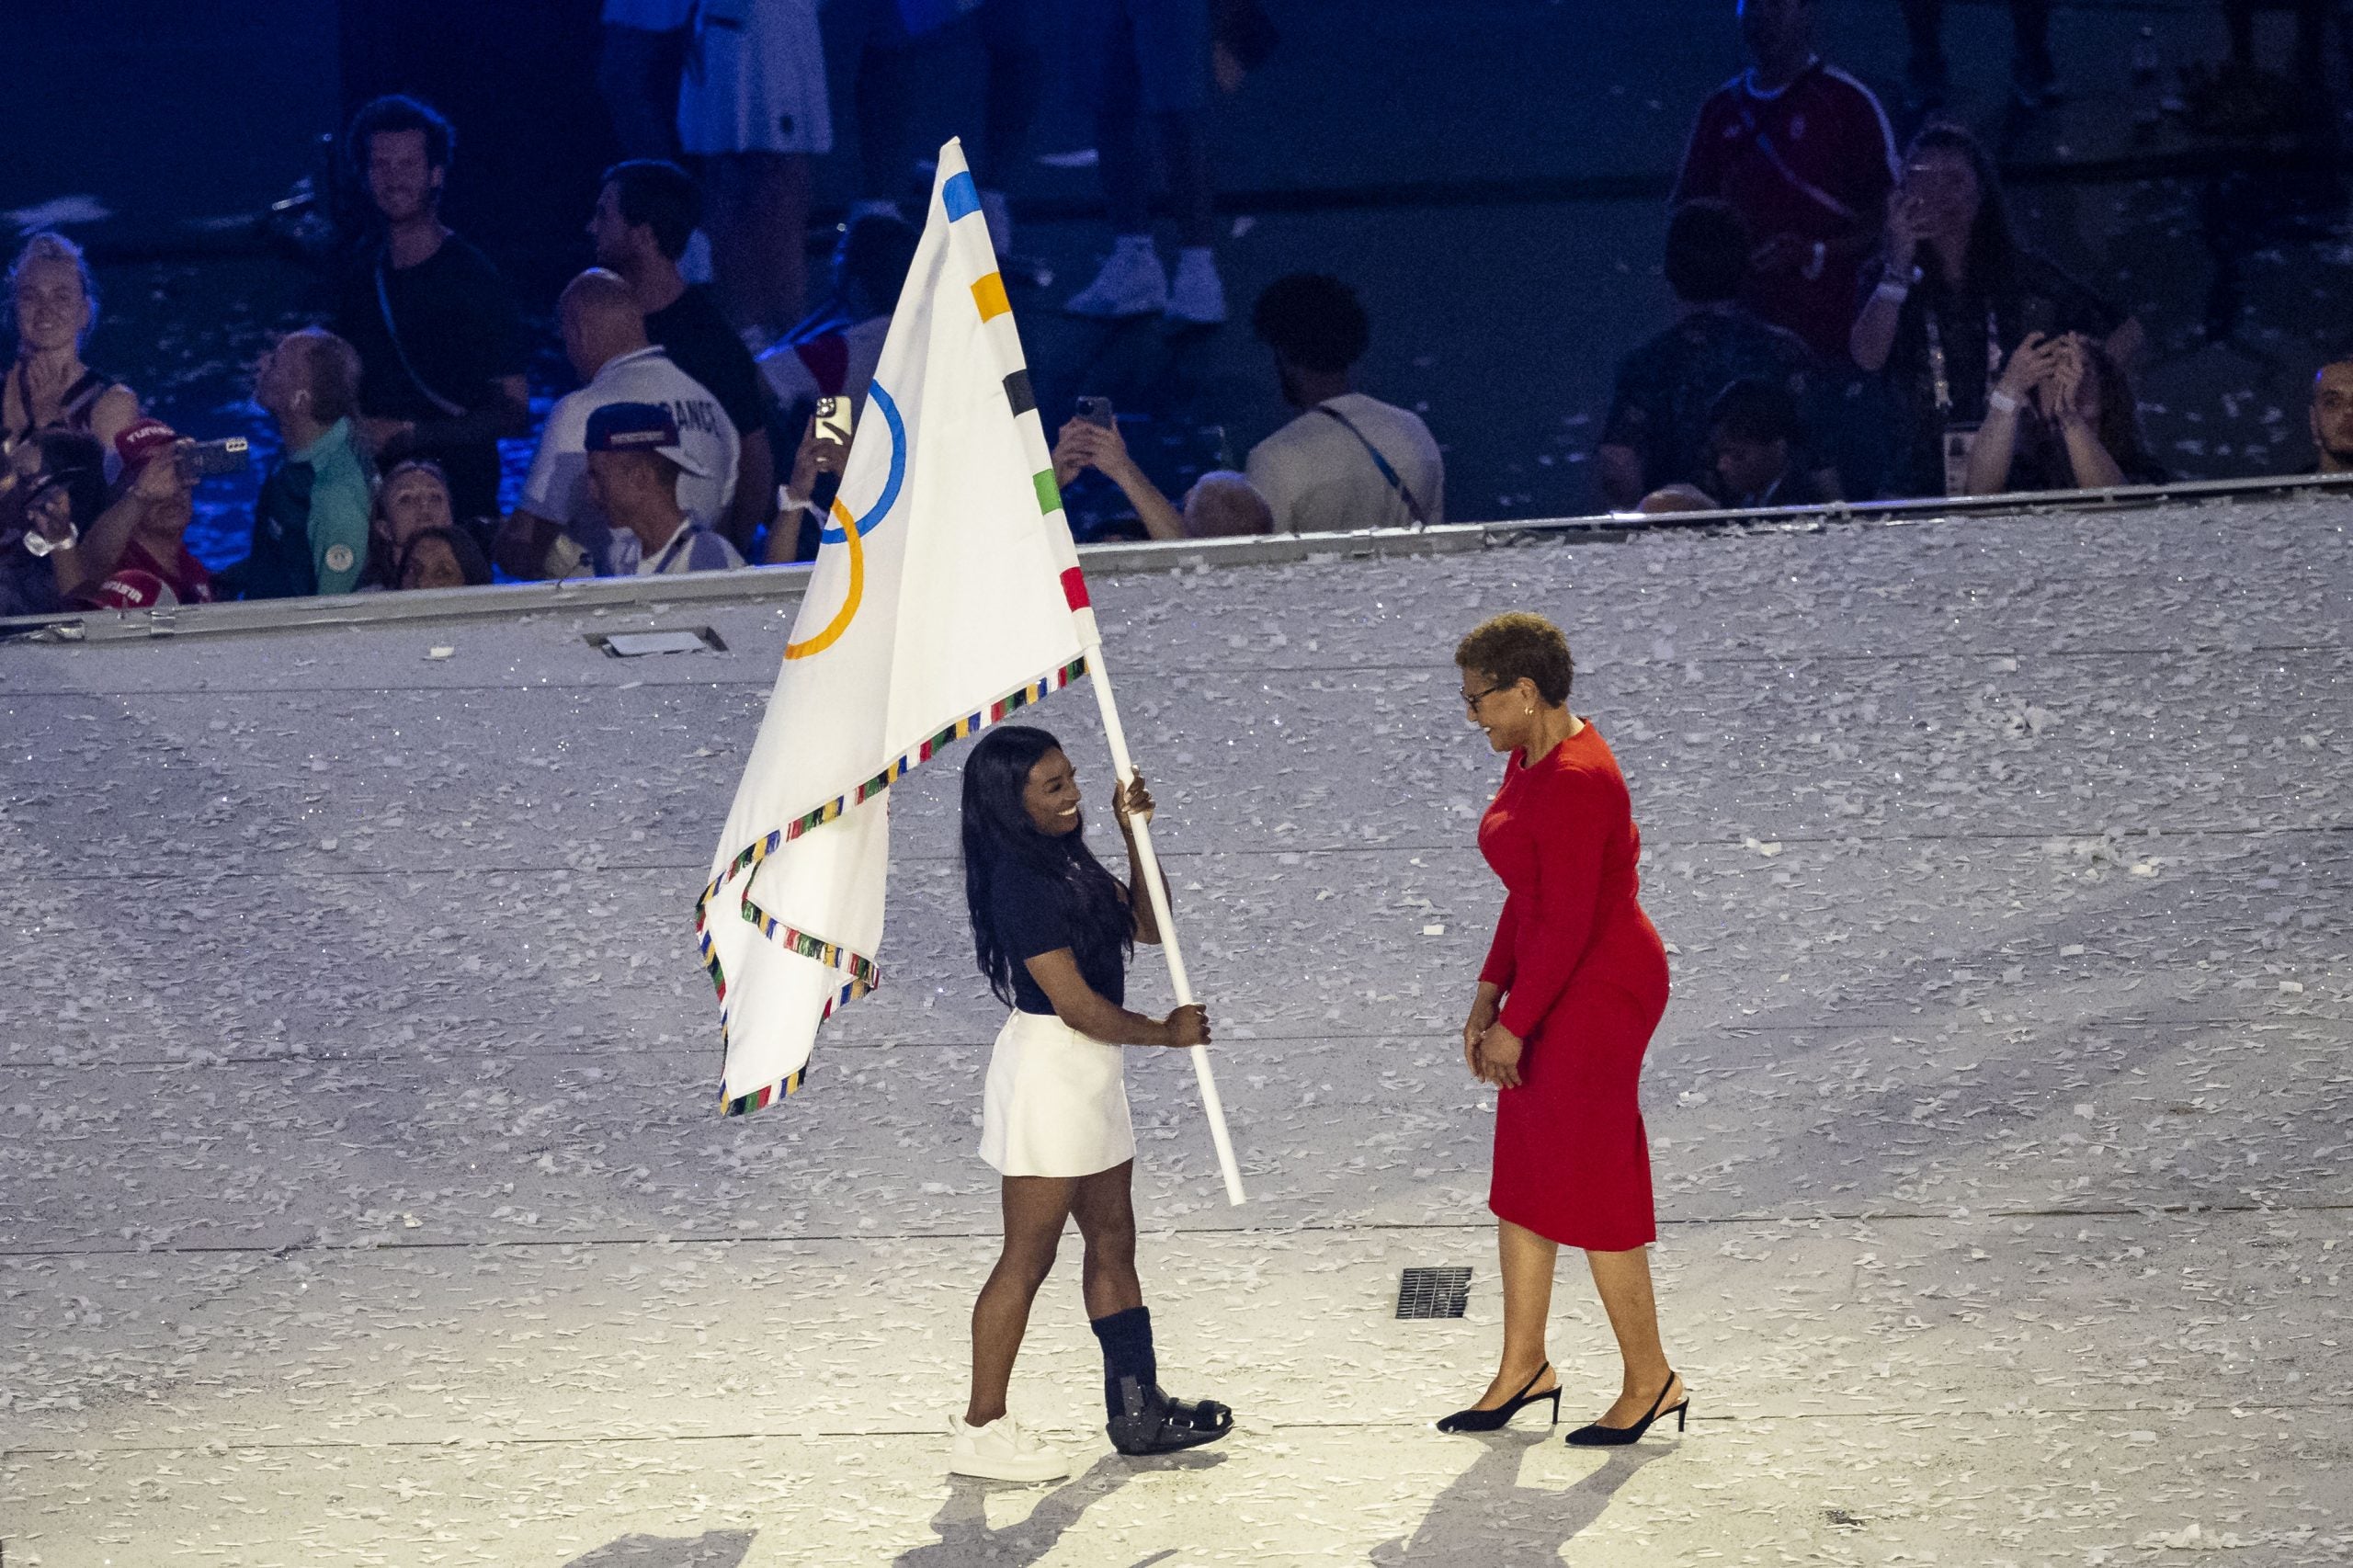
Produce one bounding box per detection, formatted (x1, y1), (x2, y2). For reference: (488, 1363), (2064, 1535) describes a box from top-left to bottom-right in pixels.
(980, 1009), (1136, 1178)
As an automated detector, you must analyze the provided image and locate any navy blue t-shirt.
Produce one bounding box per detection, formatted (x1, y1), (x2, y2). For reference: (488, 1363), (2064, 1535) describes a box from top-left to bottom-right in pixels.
(989, 853), (1128, 1016)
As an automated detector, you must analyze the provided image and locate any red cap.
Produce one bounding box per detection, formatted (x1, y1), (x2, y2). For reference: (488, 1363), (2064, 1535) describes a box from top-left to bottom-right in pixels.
(113, 418), (179, 470)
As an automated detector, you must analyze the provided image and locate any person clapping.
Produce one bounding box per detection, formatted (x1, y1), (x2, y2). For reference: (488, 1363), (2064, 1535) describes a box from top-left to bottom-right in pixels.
(1961, 331), (2164, 496)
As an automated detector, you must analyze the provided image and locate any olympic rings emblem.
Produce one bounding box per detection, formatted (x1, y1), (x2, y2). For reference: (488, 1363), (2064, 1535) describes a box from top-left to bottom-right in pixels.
(784, 383), (905, 662)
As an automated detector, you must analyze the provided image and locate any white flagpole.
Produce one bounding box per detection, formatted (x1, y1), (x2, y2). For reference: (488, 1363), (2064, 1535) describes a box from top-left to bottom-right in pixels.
(1078, 640), (1247, 1206)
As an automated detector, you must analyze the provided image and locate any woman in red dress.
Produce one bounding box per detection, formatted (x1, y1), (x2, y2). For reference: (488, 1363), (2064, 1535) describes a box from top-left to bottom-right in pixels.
(1437, 612), (1688, 1446)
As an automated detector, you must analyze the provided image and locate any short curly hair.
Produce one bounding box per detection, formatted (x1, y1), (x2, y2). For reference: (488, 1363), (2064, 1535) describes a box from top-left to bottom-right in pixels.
(1251, 272), (1370, 374)
(1456, 612), (1574, 705)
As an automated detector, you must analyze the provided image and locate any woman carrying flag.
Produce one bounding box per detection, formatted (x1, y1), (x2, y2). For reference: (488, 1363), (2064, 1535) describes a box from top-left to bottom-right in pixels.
(950, 723), (1235, 1482)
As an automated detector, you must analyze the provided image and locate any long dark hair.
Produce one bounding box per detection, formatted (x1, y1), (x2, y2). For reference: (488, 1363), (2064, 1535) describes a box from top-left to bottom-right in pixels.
(961, 725), (1132, 1008)
(1906, 121), (2019, 296)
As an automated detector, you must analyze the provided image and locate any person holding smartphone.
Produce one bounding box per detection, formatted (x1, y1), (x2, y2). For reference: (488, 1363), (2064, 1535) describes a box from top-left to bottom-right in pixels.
(36, 421), (217, 609)
(767, 393), (854, 563)
(1961, 331), (2164, 496)
(1850, 123), (2141, 500)
(1051, 401), (1272, 540)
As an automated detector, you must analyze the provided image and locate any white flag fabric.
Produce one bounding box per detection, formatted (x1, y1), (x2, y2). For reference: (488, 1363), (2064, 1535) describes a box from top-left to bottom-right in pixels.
(698, 140), (1101, 1115)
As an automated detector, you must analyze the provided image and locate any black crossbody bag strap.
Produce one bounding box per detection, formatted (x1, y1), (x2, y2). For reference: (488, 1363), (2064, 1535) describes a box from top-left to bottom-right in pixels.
(1314, 403), (1430, 529)
(375, 258), (470, 419)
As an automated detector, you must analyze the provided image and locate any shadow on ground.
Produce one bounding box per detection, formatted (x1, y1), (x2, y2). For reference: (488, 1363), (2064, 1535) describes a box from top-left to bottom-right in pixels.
(1370, 1438), (1667, 1566)
(894, 1449), (1227, 1568)
(563, 1531), (756, 1567)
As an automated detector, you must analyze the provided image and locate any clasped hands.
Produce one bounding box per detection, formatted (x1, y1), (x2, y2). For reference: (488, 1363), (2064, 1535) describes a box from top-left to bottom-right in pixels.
(1461, 990), (1526, 1089)
(1994, 331), (2094, 428)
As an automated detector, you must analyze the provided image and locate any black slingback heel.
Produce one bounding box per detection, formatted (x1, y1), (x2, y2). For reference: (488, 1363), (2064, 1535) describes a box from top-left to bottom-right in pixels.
(1564, 1372), (1688, 1447)
(1435, 1363), (1562, 1433)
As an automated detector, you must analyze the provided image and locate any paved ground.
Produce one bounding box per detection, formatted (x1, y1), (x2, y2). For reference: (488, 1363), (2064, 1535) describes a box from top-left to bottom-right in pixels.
(2, 496), (2347, 1563)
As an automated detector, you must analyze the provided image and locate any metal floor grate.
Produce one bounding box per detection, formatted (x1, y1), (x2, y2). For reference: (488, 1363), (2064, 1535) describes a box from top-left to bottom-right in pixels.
(1395, 1266), (1472, 1320)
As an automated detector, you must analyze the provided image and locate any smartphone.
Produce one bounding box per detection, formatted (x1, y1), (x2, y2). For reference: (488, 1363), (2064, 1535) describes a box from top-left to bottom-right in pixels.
(176, 437), (250, 480)
(1075, 395), (1115, 430)
(813, 395), (853, 448)
(2018, 296), (2058, 342)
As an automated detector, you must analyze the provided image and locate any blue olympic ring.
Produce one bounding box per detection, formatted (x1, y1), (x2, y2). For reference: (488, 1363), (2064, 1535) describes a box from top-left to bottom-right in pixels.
(818, 382), (905, 544)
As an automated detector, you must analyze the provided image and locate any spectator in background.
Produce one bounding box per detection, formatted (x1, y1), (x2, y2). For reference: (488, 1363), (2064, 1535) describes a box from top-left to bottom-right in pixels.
(589, 160), (777, 551)
(1181, 471), (1276, 537)
(1598, 201), (1836, 510)
(1693, 377), (1839, 507)
(1672, 0), (1897, 361)
(235, 330), (373, 600)
(759, 214), (919, 426)
(498, 269), (740, 581)
(367, 459), (458, 588)
(1961, 332), (2163, 494)
(40, 421), (216, 609)
(1051, 415), (1273, 540)
(2310, 358), (2353, 473)
(393, 525), (493, 591)
(1900, 0), (2056, 111)
(332, 96), (529, 534)
(830, 0), (1037, 257)
(1064, 0), (1225, 324)
(767, 414), (847, 564)
(1, 430), (108, 617)
(585, 402), (745, 575)
(597, 0), (692, 160)
(677, 0), (831, 343)
(4, 233), (141, 487)
(1851, 122), (2141, 499)
(1245, 273), (1443, 534)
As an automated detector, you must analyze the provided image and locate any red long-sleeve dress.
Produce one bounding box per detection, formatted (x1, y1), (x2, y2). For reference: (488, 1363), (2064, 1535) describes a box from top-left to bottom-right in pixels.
(1476, 722), (1671, 1251)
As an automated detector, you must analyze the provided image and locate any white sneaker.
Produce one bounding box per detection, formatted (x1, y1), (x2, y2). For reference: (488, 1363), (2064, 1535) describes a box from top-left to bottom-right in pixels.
(1064, 237), (1168, 318)
(980, 187), (1013, 258)
(1165, 245), (1226, 324)
(948, 1414), (1072, 1483)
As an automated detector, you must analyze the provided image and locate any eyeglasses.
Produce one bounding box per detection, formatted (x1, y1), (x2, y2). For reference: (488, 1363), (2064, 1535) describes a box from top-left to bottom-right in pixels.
(1461, 683), (1511, 712)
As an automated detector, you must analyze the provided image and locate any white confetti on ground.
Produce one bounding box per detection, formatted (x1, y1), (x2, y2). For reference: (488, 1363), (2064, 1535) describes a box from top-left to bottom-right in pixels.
(0, 498), (2346, 1566)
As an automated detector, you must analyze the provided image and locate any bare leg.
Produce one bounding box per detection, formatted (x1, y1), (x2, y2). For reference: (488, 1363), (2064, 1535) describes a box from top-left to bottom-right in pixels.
(597, 24), (686, 162)
(1070, 1160), (1144, 1319)
(1153, 108), (1216, 251)
(1095, 31), (1153, 239)
(974, 0), (1040, 189)
(965, 1175), (1078, 1427)
(1471, 1218), (1561, 1408)
(1900, 0), (1945, 85)
(2224, 0), (2256, 66)
(2009, 0), (2053, 86)
(1585, 1245), (1683, 1427)
(705, 151), (811, 340)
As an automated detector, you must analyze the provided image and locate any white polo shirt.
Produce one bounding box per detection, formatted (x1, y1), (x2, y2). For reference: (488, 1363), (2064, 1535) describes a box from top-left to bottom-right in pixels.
(520, 346), (741, 538)
(1245, 393), (1445, 535)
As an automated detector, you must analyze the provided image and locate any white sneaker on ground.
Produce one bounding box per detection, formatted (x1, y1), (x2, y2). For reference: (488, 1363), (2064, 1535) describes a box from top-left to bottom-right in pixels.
(1165, 245), (1226, 325)
(1064, 236), (1167, 318)
(948, 1414), (1072, 1483)
(980, 187), (1013, 258)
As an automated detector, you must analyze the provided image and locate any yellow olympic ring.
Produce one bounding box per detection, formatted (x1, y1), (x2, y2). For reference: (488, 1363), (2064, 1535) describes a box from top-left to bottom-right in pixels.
(783, 497), (866, 661)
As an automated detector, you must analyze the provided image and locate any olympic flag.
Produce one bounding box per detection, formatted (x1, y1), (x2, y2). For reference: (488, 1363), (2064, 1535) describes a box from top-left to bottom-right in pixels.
(697, 140), (1094, 1117)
